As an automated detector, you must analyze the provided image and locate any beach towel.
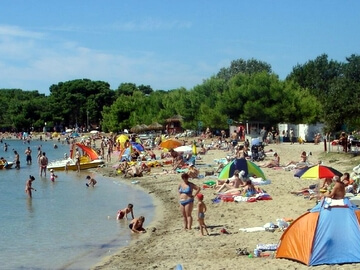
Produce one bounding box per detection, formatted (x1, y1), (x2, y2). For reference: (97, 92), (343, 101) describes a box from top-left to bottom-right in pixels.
(234, 193), (272, 203)
(239, 227), (266, 232)
(249, 177), (271, 185)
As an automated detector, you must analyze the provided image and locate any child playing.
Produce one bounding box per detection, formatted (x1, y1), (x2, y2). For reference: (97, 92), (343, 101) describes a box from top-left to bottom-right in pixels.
(129, 216), (146, 233)
(50, 169), (58, 182)
(117, 203), (134, 220)
(196, 193), (209, 236)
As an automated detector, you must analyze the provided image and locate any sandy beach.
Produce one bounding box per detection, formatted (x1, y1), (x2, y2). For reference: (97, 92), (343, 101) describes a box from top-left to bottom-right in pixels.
(92, 139), (360, 270)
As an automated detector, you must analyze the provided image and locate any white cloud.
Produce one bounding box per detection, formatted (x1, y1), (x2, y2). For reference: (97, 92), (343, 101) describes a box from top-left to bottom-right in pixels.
(0, 23), (207, 94)
(0, 24), (44, 39)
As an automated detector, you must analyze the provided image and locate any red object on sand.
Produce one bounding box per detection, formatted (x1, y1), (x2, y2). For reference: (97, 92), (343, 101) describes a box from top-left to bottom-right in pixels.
(221, 195), (234, 202)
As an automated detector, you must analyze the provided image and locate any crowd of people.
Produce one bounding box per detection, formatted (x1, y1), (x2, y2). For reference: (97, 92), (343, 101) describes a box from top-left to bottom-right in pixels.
(2, 126), (360, 242)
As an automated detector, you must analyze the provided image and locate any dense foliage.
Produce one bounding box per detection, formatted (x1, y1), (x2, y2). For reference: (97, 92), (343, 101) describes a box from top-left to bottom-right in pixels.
(287, 54), (360, 132)
(0, 54), (359, 133)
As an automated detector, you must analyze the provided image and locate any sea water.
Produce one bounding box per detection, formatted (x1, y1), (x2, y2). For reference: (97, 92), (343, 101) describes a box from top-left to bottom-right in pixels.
(0, 139), (155, 269)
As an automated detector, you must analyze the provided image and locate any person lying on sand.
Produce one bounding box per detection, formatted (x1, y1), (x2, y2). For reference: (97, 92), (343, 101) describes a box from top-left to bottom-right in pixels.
(284, 151), (310, 171)
(291, 177), (332, 197)
(216, 170), (245, 193)
(259, 152), (280, 168)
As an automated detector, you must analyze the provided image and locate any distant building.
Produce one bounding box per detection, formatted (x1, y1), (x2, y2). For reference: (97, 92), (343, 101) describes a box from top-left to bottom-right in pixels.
(165, 115), (183, 135)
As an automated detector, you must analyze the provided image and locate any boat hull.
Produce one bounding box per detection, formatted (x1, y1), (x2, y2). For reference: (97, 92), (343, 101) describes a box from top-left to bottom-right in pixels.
(0, 162), (13, 169)
(47, 160), (104, 171)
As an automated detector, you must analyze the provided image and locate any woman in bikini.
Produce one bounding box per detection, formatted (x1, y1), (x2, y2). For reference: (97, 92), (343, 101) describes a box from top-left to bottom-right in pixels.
(178, 173), (200, 230)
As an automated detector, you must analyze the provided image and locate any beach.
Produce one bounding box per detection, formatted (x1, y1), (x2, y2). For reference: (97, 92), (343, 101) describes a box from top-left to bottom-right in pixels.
(93, 140), (360, 270)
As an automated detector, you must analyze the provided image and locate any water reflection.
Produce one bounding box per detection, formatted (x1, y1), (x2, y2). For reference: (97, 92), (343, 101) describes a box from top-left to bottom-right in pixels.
(26, 198), (34, 214)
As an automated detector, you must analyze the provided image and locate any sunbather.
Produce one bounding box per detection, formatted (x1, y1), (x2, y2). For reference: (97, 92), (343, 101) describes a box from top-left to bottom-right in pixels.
(260, 152), (280, 168)
(308, 177), (338, 200)
(324, 176), (346, 199)
(291, 177), (332, 197)
(242, 180), (262, 196)
(216, 170), (245, 193)
(284, 151), (310, 170)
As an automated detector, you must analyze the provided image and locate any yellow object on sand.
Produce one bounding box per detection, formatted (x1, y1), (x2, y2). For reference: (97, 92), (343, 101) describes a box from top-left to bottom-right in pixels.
(192, 142), (197, 156)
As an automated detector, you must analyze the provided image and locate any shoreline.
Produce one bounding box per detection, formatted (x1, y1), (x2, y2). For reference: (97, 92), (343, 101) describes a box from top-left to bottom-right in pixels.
(92, 141), (360, 270)
(3, 134), (360, 269)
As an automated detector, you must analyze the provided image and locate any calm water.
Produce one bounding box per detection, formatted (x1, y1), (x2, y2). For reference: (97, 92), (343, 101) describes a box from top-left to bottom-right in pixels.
(0, 139), (155, 270)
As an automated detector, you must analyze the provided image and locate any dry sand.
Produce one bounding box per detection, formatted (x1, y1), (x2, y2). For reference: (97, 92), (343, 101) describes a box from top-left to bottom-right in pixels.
(92, 140), (360, 270)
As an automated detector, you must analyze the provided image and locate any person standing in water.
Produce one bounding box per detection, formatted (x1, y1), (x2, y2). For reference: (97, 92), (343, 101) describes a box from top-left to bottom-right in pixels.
(25, 175), (36, 198)
(75, 148), (81, 172)
(25, 146), (32, 165)
(39, 152), (49, 177)
(14, 150), (20, 169)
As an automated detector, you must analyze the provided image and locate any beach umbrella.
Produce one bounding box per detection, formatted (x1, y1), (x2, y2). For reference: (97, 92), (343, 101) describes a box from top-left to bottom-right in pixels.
(174, 145), (192, 154)
(294, 164), (343, 179)
(160, 138), (183, 149)
(218, 158), (266, 180)
(116, 134), (129, 147)
(131, 142), (145, 152)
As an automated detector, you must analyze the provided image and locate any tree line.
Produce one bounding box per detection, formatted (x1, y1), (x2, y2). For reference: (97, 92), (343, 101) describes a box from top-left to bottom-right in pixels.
(0, 54), (359, 134)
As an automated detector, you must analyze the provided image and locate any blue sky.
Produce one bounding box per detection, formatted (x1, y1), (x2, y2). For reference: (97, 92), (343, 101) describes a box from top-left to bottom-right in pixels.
(1, 1), (359, 95)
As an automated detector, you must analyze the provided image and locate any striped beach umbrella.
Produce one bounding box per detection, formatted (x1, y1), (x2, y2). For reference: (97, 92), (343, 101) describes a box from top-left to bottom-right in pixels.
(294, 164), (343, 179)
(218, 158), (266, 180)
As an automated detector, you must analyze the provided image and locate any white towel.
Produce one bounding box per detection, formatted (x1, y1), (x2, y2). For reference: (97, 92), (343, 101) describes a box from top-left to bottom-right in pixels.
(239, 227), (266, 232)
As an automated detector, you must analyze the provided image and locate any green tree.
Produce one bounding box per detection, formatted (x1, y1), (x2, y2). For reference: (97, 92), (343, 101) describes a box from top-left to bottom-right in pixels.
(216, 58), (272, 82)
(49, 79), (114, 130)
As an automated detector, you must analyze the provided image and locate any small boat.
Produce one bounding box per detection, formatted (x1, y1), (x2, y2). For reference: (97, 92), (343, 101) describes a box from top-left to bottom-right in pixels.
(47, 143), (104, 171)
(0, 161), (13, 169)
